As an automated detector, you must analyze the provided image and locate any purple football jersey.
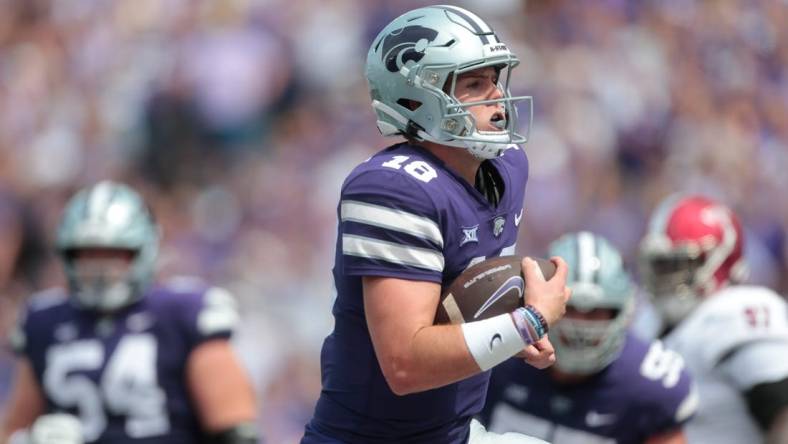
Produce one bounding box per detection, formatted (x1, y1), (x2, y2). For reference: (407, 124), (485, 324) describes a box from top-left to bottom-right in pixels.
(481, 333), (696, 444)
(13, 280), (235, 444)
(304, 142), (529, 444)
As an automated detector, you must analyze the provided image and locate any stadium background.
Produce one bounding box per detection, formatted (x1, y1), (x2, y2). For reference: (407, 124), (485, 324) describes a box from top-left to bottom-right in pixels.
(0, 0), (785, 442)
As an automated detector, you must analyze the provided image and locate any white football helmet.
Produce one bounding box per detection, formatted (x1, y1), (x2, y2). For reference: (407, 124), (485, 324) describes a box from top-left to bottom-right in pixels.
(365, 5), (532, 159)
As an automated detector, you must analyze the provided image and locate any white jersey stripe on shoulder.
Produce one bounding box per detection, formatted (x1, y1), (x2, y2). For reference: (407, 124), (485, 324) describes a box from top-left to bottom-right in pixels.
(343, 234), (444, 272)
(341, 200), (443, 247)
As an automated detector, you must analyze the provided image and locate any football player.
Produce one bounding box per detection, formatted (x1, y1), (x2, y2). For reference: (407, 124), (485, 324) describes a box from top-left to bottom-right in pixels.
(301, 5), (570, 444)
(481, 231), (697, 444)
(640, 194), (788, 444)
(0, 181), (259, 444)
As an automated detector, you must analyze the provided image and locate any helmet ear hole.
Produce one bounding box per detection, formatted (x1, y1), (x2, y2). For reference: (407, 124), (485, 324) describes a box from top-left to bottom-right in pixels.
(396, 98), (422, 111)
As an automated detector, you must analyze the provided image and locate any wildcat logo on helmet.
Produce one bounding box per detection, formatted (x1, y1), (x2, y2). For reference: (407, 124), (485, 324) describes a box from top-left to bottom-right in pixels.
(380, 25), (439, 72)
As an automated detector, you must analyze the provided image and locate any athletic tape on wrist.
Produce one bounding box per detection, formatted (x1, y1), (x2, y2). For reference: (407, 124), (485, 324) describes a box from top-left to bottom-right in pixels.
(461, 313), (525, 371)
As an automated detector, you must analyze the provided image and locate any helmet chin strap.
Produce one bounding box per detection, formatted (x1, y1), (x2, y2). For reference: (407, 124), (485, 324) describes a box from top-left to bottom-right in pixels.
(419, 131), (511, 160)
(418, 130), (510, 160)
(371, 100), (512, 160)
(462, 135), (511, 160)
(75, 281), (134, 312)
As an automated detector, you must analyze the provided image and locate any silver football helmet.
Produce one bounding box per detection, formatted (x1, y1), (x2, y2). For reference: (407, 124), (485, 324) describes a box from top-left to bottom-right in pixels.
(365, 5), (532, 159)
(549, 232), (635, 375)
(57, 181), (159, 311)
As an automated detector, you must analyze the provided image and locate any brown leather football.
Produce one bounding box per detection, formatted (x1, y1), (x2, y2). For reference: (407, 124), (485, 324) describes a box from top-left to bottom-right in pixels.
(435, 256), (556, 324)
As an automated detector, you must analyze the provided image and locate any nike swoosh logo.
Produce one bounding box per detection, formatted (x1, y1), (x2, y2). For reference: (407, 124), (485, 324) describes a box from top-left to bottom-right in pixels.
(514, 208), (523, 227)
(473, 276), (524, 319)
(489, 333), (502, 350)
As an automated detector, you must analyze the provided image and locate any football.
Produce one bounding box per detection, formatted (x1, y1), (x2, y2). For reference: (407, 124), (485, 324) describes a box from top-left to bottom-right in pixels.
(435, 256), (556, 324)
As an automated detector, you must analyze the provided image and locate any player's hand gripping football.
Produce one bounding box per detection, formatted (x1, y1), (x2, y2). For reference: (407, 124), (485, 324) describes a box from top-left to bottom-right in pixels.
(517, 256), (570, 369)
(523, 256), (570, 326)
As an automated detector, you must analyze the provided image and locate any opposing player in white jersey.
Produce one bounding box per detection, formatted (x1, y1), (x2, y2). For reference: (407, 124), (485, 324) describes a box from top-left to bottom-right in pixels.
(640, 194), (788, 444)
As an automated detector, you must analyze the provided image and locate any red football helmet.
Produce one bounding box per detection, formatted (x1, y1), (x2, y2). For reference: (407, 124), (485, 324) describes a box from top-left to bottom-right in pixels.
(640, 195), (748, 326)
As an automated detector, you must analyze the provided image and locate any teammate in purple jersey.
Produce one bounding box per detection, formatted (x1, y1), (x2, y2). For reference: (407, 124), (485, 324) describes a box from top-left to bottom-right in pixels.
(302, 5), (570, 444)
(1, 181), (259, 444)
(482, 232), (697, 444)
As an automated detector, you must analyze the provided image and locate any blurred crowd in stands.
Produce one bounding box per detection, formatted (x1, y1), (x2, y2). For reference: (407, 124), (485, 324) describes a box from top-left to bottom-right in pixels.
(0, 0), (785, 442)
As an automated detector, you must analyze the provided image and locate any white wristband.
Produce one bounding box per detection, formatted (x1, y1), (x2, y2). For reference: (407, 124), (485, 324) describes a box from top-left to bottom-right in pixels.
(461, 313), (526, 371)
